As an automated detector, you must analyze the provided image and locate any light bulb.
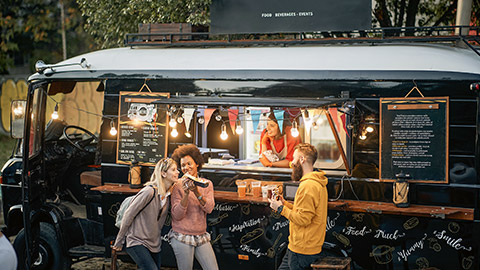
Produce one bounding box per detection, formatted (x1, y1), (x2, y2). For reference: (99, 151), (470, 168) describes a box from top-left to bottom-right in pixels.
(235, 124), (244, 135)
(220, 123), (228, 140)
(366, 126), (374, 133)
(291, 120), (299, 137)
(215, 114), (222, 121)
(171, 128), (178, 137)
(169, 118), (177, 128)
(359, 134), (367, 140)
(220, 130), (228, 140)
(109, 120), (117, 136)
(185, 132), (192, 138)
(198, 117), (205, 124)
(291, 127), (299, 137)
(51, 110), (59, 120)
(110, 126), (117, 136)
(312, 122), (319, 130)
(14, 106), (24, 116)
(177, 116), (184, 123)
(51, 104), (59, 120)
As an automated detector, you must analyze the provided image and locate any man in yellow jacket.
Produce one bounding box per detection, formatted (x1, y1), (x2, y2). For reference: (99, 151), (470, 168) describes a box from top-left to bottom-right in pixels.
(269, 143), (328, 270)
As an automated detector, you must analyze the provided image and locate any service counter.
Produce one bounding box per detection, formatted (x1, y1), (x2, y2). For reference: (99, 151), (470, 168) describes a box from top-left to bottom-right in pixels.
(92, 183), (476, 269)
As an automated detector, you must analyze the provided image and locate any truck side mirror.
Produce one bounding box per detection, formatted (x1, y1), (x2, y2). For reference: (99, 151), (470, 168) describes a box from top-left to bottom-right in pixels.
(11, 100), (26, 139)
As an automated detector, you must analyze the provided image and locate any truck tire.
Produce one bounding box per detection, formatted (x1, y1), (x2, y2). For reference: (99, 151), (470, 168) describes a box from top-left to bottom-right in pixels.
(13, 222), (71, 270)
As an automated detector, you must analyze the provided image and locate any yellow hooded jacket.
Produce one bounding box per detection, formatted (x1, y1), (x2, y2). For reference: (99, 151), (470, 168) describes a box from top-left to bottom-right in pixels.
(280, 171), (328, 255)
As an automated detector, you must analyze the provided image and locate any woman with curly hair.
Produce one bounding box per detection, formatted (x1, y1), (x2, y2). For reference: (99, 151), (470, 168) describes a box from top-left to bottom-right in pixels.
(169, 144), (218, 270)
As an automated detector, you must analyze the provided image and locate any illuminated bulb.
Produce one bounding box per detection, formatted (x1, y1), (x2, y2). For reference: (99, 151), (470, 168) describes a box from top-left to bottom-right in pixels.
(235, 122), (243, 135)
(185, 132), (192, 138)
(14, 106), (24, 116)
(220, 123), (228, 140)
(110, 126), (117, 136)
(312, 122), (319, 130)
(177, 116), (184, 123)
(109, 120), (117, 136)
(359, 134), (367, 140)
(291, 127), (299, 137)
(215, 114), (222, 121)
(291, 120), (299, 138)
(171, 128), (178, 137)
(51, 104), (59, 120)
(366, 126), (374, 133)
(169, 118), (177, 128)
(198, 117), (205, 124)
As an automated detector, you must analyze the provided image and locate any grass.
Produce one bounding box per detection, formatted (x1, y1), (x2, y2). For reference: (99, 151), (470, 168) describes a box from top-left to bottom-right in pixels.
(0, 134), (17, 168)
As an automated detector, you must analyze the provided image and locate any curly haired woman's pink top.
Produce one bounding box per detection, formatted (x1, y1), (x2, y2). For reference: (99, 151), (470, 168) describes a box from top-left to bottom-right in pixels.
(170, 179), (215, 235)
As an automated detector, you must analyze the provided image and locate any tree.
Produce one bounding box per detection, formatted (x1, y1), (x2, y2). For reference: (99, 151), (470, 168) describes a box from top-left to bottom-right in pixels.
(0, 0), (95, 74)
(373, 0), (480, 34)
(77, 0), (211, 49)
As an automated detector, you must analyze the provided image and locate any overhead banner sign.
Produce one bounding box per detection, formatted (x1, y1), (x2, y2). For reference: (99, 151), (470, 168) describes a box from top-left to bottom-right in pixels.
(210, 0), (371, 34)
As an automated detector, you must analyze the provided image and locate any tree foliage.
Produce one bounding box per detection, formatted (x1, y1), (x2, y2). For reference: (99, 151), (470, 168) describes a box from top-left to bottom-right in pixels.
(1, 0), (96, 74)
(77, 0), (211, 49)
(374, 0), (480, 29)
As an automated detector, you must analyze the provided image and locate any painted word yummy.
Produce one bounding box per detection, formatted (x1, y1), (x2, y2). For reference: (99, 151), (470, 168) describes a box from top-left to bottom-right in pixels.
(397, 234), (426, 262)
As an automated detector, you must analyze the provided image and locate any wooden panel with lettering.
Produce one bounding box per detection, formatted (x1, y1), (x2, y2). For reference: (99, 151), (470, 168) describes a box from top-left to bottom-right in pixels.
(116, 92), (170, 166)
(379, 97), (449, 183)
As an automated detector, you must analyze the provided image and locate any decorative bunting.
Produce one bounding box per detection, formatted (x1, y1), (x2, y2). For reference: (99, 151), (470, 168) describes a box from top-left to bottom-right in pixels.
(340, 113), (350, 138)
(204, 109), (216, 132)
(183, 108), (195, 134)
(251, 110), (262, 133)
(228, 109), (239, 134)
(273, 110), (284, 134)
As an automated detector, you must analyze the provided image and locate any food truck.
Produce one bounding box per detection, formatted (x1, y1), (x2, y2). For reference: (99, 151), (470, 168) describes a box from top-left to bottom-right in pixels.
(1, 29), (480, 270)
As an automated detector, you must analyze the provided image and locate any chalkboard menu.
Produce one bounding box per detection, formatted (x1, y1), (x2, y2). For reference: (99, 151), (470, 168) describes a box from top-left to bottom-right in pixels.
(116, 92), (170, 166)
(379, 97), (449, 183)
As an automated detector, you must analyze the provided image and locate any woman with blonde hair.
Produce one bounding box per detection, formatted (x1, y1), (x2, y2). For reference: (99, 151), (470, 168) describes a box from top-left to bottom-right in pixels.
(113, 158), (179, 270)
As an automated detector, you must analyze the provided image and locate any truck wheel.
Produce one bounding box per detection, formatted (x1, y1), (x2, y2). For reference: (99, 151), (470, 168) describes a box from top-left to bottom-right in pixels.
(13, 222), (71, 270)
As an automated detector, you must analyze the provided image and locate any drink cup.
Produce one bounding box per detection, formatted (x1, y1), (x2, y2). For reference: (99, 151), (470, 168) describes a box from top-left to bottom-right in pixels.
(237, 181), (246, 197)
(252, 181), (261, 197)
(261, 185), (269, 198)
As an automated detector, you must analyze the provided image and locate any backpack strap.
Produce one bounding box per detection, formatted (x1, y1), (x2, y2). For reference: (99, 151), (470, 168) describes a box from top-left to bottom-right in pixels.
(133, 185), (156, 219)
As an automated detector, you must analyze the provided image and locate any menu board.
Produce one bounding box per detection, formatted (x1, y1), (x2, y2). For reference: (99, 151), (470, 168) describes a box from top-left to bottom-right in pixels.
(379, 97), (449, 183)
(116, 92), (170, 166)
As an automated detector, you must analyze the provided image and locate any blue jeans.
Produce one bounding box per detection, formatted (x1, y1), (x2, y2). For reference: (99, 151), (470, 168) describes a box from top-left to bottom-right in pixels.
(126, 245), (162, 270)
(278, 249), (322, 270)
(170, 238), (219, 270)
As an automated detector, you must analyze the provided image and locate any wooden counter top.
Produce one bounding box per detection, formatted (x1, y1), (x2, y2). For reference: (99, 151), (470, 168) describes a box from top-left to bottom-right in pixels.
(92, 184), (474, 221)
(214, 190), (474, 221)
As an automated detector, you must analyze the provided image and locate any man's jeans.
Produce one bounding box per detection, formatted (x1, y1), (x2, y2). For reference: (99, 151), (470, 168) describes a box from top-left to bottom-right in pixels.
(126, 245), (162, 270)
(278, 249), (322, 270)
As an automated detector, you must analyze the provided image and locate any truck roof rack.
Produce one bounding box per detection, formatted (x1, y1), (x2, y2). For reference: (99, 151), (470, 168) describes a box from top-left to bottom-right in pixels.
(125, 25), (480, 49)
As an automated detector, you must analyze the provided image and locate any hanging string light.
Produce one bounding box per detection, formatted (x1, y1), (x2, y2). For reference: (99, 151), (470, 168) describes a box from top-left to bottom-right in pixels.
(198, 116), (205, 125)
(109, 119), (117, 136)
(365, 126), (374, 133)
(169, 116), (177, 128)
(171, 128), (178, 137)
(235, 119), (243, 135)
(184, 132), (192, 138)
(220, 123), (228, 140)
(291, 119), (299, 138)
(51, 103), (59, 120)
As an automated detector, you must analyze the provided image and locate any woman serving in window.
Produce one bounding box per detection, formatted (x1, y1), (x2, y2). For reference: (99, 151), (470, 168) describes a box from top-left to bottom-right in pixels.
(259, 112), (302, 168)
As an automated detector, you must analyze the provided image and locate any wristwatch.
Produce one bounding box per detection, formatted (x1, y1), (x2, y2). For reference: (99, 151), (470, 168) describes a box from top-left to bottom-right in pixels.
(276, 205), (284, 215)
